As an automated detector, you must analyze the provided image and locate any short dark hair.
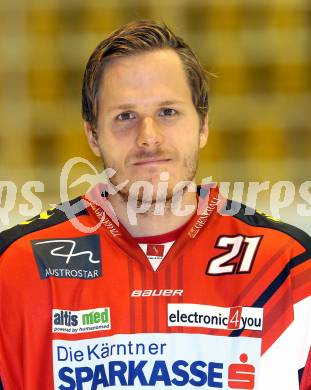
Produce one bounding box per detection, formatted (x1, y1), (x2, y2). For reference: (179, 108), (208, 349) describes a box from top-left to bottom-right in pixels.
(82, 20), (209, 129)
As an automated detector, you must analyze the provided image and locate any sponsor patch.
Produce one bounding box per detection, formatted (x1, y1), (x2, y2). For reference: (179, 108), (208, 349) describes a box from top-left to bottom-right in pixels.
(53, 333), (260, 389)
(168, 304), (263, 331)
(52, 308), (111, 334)
(131, 289), (184, 297)
(31, 235), (101, 280)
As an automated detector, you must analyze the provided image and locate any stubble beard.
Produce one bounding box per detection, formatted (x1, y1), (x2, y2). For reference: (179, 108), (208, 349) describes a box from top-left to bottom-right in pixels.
(100, 147), (199, 214)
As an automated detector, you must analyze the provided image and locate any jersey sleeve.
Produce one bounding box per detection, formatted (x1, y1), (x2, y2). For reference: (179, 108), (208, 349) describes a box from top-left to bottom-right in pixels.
(300, 345), (311, 390)
(291, 250), (311, 390)
(0, 199), (87, 389)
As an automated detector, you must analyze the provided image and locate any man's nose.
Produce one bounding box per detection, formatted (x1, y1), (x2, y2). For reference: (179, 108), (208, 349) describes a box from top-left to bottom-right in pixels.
(136, 117), (163, 148)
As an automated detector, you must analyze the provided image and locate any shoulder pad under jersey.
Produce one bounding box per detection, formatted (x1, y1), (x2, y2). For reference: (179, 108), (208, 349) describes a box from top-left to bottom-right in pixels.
(222, 199), (311, 252)
(0, 197), (88, 255)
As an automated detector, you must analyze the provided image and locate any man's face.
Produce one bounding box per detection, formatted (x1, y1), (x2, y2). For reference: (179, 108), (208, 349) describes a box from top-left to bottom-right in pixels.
(85, 49), (208, 201)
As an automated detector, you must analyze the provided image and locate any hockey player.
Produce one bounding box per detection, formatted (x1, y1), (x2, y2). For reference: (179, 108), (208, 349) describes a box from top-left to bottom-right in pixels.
(0, 20), (310, 390)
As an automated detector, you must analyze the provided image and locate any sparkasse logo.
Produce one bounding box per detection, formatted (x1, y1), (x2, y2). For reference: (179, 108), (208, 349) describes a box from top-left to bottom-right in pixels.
(53, 308), (111, 334)
(52, 333), (259, 389)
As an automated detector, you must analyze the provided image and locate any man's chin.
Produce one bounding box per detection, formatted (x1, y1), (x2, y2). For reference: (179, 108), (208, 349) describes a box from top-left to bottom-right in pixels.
(118, 185), (175, 205)
(106, 171), (195, 205)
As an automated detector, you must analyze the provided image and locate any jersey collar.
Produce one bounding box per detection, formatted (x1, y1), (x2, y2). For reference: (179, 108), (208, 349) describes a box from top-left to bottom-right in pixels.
(83, 183), (223, 271)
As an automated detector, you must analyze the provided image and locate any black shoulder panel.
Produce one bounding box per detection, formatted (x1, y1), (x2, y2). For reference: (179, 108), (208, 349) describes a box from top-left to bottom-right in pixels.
(0, 197), (88, 256)
(222, 199), (311, 252)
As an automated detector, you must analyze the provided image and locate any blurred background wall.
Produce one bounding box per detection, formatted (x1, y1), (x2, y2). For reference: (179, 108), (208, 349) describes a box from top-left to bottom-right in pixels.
(0, 0), (310, 232)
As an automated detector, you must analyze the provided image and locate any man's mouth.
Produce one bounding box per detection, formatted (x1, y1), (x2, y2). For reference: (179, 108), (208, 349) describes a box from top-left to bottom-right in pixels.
(133, 158), (172, 166)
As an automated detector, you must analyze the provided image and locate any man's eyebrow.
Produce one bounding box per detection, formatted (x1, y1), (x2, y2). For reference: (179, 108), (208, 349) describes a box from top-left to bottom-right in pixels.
(158, 100), (184, 106)
(108, 100), (184, 112)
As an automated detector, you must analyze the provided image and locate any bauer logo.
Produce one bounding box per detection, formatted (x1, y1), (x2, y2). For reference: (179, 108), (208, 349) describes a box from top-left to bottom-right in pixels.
(53, 308), (111, 334)
(31, 235), (102, 280)
(168, 304), (263, 331)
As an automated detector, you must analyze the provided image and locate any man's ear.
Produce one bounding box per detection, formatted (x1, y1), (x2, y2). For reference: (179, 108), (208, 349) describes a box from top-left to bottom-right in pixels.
(83, 121), (101, 157)
(199, 114), (208, 148)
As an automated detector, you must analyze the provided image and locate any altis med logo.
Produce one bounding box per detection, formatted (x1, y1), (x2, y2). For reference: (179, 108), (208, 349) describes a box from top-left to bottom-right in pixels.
(53, 333), (261, 389)
(53, 308), (111, 334)
(31, 235), (102, 280)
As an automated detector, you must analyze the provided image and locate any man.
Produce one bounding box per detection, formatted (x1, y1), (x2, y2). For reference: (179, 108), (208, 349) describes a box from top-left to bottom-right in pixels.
(0, 20), (310, 390)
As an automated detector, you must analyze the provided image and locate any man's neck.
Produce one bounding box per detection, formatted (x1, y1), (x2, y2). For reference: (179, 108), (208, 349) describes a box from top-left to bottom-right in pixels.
(107, 190), (198, 237)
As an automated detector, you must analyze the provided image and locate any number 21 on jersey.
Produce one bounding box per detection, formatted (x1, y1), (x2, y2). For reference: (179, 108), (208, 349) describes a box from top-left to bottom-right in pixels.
(206, 235), (262, 275)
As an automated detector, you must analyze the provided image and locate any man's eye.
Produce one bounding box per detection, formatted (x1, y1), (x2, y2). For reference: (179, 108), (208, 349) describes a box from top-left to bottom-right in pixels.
(159, 108), (177, 117)
(116, 112), (135, 121)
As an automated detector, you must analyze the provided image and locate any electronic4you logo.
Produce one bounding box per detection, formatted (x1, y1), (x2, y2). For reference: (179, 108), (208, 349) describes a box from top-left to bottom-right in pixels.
(168, 304), (263, 331)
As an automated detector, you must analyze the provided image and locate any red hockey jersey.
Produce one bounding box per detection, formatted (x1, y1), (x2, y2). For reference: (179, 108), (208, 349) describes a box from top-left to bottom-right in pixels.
(0, 186), (310, 389)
